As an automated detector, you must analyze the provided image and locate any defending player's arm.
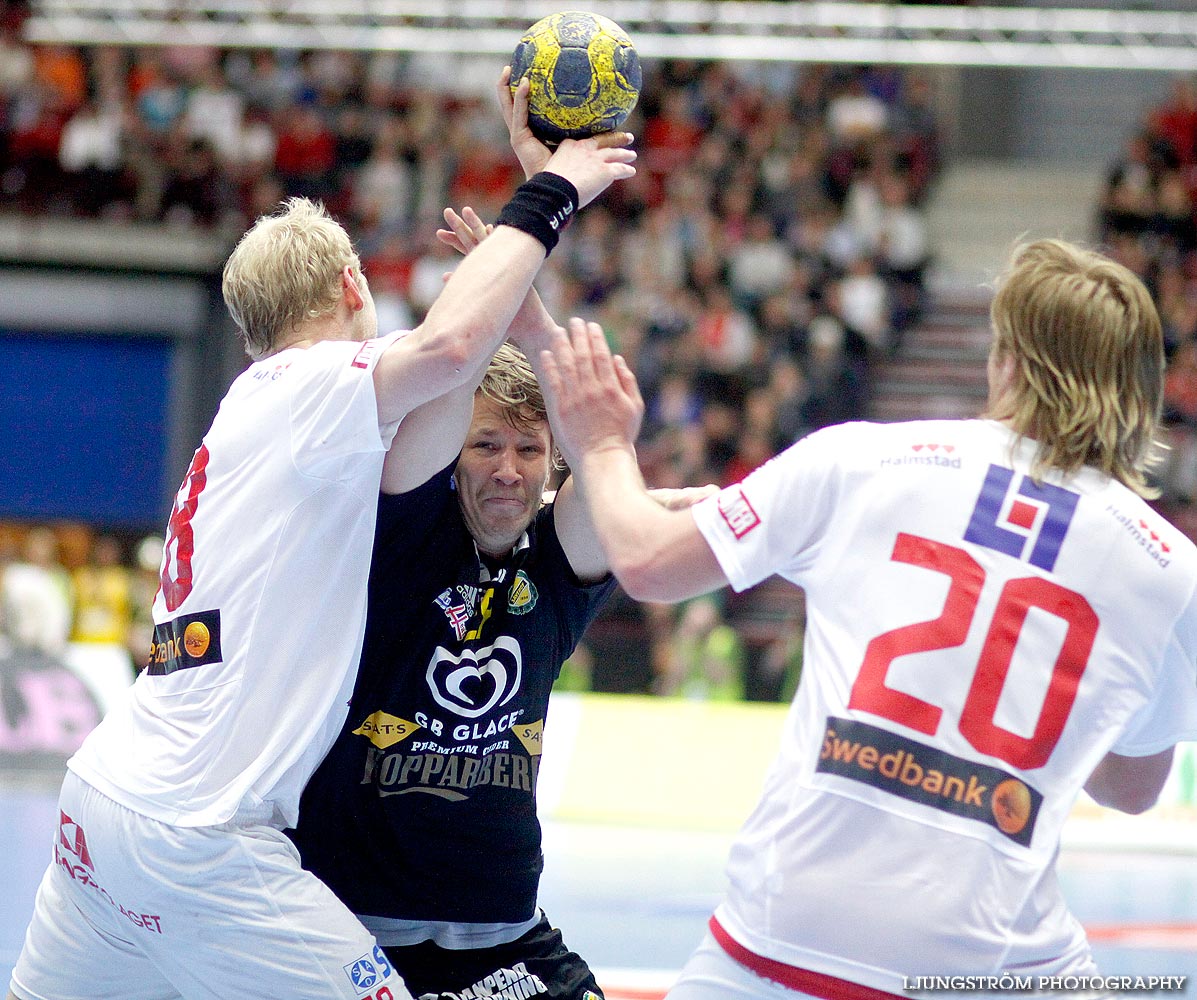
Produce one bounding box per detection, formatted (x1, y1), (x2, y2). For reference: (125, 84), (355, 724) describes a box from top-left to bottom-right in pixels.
(1085, 612), (1197, 815)
(1083, 748), (1174, 815)
(548, 477), (716, 583)
(540, 317), (730, 601)
(508, 291), (717, 582)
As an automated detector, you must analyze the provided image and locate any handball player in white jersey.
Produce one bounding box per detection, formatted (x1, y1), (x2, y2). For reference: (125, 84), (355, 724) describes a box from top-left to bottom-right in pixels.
(540, 239), (1197, 999)
(7, 76), (636, 1000)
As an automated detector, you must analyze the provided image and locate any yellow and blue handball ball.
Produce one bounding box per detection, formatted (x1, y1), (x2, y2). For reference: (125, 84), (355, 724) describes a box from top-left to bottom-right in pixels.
(510, 10), (642, 144)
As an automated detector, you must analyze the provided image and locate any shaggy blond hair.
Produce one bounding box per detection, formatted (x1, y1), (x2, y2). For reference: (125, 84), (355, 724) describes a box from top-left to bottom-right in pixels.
(988, 238), (1164, 497)
(221, 198), (362, 359)
(478, 342), (564, 469)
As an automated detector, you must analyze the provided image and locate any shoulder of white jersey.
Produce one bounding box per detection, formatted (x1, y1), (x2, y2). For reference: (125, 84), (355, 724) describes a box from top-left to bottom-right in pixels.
(320, 329), (407, 372)
(799, 417), (978, 459)
(237, 330), (409, 383)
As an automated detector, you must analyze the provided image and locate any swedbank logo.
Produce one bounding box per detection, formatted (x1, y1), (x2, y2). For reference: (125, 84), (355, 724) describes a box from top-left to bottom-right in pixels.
(147, 609), (223, 675)
(817, 716), (1041, 845)
(183, 621), (210, 657)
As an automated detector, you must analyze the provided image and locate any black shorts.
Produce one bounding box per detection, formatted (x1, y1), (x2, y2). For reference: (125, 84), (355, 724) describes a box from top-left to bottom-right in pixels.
(384, 913), (603, 1000)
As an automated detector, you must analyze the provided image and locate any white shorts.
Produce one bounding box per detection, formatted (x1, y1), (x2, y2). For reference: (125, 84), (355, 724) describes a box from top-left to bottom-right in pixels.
(667, 932), (823, 1000)
(9, 770), (412, 1000)
(670, 934), (837, 1000)
(667, 931), (1114, 1000)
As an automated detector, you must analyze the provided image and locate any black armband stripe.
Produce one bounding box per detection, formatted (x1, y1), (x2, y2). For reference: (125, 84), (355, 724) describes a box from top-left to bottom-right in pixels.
(495, 172), (580, 256)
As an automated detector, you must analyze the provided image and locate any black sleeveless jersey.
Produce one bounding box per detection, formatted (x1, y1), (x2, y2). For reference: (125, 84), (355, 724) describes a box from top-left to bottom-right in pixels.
(289, 464), (615, 923)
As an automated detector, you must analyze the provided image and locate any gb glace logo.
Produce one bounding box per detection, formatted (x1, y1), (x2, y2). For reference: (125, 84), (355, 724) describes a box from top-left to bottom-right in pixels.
(427, 635), (522, 718)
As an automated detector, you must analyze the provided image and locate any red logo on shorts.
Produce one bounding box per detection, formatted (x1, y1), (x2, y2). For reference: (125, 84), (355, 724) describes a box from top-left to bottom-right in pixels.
(718, 487), (761, 539)
(58, 811), (93, 870)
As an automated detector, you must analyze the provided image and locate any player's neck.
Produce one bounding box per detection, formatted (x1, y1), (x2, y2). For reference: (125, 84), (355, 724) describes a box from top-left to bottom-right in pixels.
(264, 319), (358, 358)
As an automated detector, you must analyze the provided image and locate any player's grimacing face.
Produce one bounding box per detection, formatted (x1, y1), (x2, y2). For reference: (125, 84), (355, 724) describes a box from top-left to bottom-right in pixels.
(455, 395), (552, 559)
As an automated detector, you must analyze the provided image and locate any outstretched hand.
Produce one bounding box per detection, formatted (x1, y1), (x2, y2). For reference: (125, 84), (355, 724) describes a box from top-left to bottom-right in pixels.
(498, 65), (636, 205)
(436, 205), (492, 257)
(498, 66), (552, 180)
(539, 317), (644, 467)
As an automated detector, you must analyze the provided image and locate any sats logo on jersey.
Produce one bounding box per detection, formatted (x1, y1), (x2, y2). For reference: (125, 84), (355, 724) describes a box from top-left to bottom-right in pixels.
(427, 635), (522, 718)
(818, 716), (1042, 846)
(252, 360), (292, 382)
(963, 464), (1079, 572)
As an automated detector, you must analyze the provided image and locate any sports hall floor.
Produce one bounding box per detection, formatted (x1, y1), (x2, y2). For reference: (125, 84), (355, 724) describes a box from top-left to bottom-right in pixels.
(3, 769), (1197, 999)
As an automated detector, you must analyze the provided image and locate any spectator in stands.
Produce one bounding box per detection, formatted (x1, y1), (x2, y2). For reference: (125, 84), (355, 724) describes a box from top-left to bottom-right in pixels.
(1, 527), (72, 656)
(69, 535), (132, 650)
(351, 113), (414, 234)
(160, 134), (236, 227)
(1162, 338), (1197, 505)
(183, 60), (245, 165)
(273, 102), (337, 201)
(58, 96), (126, 216)
(727, 213), (795, 317)
(1150, 73), (1197, 168)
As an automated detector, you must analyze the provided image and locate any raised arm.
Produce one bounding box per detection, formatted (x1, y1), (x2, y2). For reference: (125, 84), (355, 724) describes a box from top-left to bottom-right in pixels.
(374, 72), (635, 491)
(540, 318), (730, 602)
(372, 134), (633, 425)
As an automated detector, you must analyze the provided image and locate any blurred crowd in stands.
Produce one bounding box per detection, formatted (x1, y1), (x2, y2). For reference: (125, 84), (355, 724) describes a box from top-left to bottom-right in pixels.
(0, 13), (944, 702)
(0, 523), (160, 727)
(1098, 73), (1197, 541)
(1, 10), (1192, 705)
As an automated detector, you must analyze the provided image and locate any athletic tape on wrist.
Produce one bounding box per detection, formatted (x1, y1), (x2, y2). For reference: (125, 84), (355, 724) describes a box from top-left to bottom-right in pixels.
(495, 172), (580, 255)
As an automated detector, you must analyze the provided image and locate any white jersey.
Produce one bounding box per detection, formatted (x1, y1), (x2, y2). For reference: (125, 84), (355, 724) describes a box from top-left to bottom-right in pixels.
(691, 419), (1197, 990)
(69, 334), (403, 829)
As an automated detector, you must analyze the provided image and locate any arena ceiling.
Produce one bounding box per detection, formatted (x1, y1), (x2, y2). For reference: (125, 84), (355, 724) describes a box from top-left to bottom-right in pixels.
(22, 1), (1197, 72)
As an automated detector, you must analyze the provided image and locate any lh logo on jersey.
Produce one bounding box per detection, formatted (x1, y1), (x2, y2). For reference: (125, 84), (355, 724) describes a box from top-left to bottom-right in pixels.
(350, 338), (380, 369)
(963, 464), (1079, 572)
(427, 636), (522, 718)
(718, 486), (761, 539)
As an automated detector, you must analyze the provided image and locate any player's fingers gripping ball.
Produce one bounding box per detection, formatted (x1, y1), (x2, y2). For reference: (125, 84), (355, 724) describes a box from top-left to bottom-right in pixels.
(510, 10), (642, 145)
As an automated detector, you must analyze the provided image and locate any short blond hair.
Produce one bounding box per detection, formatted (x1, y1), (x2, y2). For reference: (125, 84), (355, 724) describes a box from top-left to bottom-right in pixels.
(988, 238), (1164, 497)
(221, 198), (361, 358)
(478, 342), (564, 469)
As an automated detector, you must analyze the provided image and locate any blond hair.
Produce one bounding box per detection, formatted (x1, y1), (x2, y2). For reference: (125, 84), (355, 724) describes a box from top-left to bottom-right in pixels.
(478, 342), (564, 469)
(988, 238), (1164, 497)
(221, 198), (362, 358)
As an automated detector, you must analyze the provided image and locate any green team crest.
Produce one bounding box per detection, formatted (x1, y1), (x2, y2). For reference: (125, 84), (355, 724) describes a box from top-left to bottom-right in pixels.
(507, 570), (538, 615)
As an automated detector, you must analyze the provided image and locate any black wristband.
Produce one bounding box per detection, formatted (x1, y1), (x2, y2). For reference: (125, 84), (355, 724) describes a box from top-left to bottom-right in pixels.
(495, 172), (580, 256)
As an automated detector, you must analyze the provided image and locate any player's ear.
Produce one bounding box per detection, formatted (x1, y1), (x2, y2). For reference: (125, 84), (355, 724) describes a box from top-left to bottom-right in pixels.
(342, 266), (365, 312)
